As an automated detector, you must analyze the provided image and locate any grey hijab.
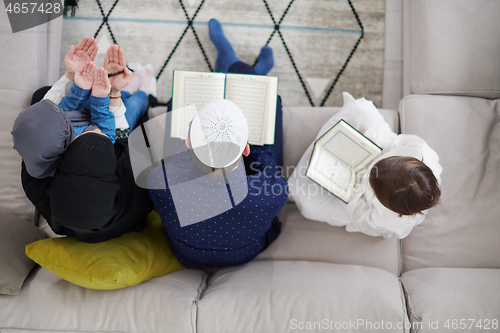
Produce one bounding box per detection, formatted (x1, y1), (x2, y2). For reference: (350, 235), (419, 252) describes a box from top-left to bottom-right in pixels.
(12, 99), (75, 179)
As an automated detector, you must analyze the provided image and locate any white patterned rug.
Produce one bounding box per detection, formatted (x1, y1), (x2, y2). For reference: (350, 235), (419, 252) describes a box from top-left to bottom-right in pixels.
(60, 0), (385, 107)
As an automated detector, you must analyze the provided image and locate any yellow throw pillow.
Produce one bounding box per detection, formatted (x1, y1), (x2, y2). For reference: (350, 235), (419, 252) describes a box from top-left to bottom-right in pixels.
(26, 211), (185, 290)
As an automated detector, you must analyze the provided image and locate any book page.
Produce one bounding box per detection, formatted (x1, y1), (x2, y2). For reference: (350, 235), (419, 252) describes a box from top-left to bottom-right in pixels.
(171, 71), (226, 139)
(225, 78), (267, 144)
(225, 74), (278, 145)
(306, 148), (355, 203)
(170, 105), (198, 139)
(318, 120), (381, 172)
(184, 76), (225, 109)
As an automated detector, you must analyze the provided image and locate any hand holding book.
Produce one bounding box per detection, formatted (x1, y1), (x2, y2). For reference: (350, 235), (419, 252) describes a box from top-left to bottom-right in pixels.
(306, 119), (382, 203)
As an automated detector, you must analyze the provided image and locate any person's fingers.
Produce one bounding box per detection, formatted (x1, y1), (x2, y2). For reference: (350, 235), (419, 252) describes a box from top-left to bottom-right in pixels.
(90, 44), (99, 60)
(118, 48), (126, 67)
(108, 46), (114, 65)
(114, 45), (120, 63)
(103, 69), (109, 84)
(82, 36), (93, 52)
(111, 45), (118, 64)
(87, 39), (98, 60)
(98, 67), (103, 83)
(86, 40), (95, 54)
(115, 45), (120, 65)
(86, 61), (94, 76)
(75, 37), (88, 51)
(104, 47), (110, 67)
(93, 67), (99, 83)
(65, 45), (75, 60)
(123, 67), (132, 80)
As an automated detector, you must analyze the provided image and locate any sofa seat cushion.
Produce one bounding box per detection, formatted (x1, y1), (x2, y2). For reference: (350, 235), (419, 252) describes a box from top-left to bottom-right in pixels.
(400, 94), (500, 271)
(404, 0), (500, 98)
(402, 267), (500, 333)
(256, 202), (399, 275)
(0, 10), (62, 221)
(197, 261), (410, 333)
(0, 266), (208, 333)
(0, 89), (35, 221)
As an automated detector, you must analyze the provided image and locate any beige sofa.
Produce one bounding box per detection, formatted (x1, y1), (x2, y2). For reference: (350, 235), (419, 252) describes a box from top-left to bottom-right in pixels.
(398, 0), (500, 330)
(1, 1), (499, 332)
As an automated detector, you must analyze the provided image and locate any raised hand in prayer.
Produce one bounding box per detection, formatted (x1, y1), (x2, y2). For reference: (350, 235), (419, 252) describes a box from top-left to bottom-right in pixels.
(74, 61), (96, 90)
(104, 44), (132, 93)
(64, 36), (99, 81)
(91, 67), (111, 98)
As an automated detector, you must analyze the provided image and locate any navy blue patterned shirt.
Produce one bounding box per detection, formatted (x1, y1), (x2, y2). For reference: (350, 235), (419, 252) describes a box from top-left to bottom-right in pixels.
(148, 143), (288, 268)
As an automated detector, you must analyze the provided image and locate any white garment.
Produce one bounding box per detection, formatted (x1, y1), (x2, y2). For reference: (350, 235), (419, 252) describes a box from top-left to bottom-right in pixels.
(43, 75), (129, 130)
(289, 92), (442, 239)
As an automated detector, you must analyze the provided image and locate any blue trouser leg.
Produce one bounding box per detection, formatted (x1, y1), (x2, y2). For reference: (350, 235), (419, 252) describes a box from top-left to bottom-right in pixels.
(121, 90), (149, 130)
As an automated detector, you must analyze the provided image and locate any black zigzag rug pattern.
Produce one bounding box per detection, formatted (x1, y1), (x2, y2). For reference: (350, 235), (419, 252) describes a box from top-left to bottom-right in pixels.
(62, 0), (380, 107)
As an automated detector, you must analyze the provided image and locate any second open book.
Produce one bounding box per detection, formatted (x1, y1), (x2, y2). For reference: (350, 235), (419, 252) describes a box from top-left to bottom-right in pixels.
(306, 120), (382, 203)
(171, 70), (278, 145)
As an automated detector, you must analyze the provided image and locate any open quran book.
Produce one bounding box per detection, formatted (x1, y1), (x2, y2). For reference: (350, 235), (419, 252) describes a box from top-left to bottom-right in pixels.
(306, 119), (382, 203)
(171, 70), (278, 145)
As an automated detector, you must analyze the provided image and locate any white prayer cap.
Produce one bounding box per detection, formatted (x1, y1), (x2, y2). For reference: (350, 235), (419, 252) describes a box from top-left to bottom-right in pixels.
(189, 99), (249, 168)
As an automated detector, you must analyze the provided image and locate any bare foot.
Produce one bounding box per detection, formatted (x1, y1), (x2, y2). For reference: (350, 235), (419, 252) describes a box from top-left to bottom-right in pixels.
(74, 61), (95, 90)
(91, 67), (111, 98)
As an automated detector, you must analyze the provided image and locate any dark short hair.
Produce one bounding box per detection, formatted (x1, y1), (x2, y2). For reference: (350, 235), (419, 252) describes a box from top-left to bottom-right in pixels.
(369, 156), (441, 216)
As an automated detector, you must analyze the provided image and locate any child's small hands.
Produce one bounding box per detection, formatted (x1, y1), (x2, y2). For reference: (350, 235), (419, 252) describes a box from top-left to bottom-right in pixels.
(91, 67), (112, 98)
(74, 61), (95, 90)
